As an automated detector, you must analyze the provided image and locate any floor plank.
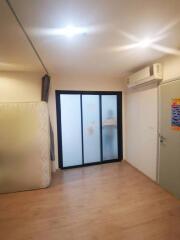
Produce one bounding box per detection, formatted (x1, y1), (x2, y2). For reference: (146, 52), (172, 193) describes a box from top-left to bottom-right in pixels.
(0, 161), (179, 240)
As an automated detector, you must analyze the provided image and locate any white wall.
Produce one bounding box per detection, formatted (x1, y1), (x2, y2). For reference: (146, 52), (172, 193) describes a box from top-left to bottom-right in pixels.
(126, 85), (158, 181)
(125, 55), (180, 181)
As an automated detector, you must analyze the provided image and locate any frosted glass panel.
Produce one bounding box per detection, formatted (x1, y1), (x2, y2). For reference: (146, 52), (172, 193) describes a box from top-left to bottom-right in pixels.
(82, 95), (101, 163)
(60, 94), (82, 167)
(102, 95), (118, 161)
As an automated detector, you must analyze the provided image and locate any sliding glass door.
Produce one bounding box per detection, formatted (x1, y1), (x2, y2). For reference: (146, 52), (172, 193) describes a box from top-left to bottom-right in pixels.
(56, 91), (122, 168)
(82, 95), (101, 164)
(102, 95), (118, 161)
(60, 94), (83, 167)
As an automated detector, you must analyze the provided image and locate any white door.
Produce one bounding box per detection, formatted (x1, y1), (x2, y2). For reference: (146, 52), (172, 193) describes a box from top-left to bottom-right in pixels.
(159, 80), (180, 198)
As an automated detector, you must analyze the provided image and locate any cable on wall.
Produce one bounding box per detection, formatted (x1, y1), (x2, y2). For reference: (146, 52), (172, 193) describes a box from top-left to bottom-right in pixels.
(6, 0), (49, 75)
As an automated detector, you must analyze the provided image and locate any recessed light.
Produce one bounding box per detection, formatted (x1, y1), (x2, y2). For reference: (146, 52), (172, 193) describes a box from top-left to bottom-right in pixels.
(55, 25), (88, 38)
(138, 38), (153, 48)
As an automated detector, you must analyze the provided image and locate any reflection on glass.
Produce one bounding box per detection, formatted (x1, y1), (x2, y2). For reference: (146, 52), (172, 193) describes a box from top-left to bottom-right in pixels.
(102, 95), (118, 161)
(60, 94), (82, 167)
(82, 95), (101, 163)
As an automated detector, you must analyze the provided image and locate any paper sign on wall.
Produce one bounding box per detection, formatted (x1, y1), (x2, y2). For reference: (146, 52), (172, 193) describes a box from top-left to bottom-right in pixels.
(171, 99), (180, 131)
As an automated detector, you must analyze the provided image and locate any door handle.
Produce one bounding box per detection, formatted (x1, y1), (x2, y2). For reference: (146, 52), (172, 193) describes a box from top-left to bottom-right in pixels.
(159, 135), (166, 143)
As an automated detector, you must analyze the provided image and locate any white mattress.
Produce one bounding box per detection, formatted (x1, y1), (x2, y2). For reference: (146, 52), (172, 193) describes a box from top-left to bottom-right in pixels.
(0, 102), (51, 193)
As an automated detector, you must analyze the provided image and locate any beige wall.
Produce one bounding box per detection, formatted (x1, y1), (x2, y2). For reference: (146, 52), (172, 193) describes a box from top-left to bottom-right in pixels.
(160, 55), (180, 82)
(0, 71), (126, 171)
(2, 54), (180, 173)
(48, 76), (126, 170)
(52, 76), (127, 91)
(0, 71), (42, 102)
(125, 54), (180, 181)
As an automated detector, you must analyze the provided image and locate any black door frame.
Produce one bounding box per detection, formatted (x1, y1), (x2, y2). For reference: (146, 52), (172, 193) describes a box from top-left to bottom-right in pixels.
(56, 90), (123, 169)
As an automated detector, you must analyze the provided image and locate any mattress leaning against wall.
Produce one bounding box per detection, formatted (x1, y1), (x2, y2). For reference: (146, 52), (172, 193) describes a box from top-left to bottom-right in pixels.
(0, 101), (51, 193)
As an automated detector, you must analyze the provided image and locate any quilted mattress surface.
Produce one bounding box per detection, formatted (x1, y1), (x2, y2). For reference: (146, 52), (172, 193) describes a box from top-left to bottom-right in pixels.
(0, 102), (51, 193)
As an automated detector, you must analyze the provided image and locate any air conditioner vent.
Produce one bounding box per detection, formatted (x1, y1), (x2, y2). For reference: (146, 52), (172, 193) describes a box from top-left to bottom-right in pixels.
(128, 63), (163, 88)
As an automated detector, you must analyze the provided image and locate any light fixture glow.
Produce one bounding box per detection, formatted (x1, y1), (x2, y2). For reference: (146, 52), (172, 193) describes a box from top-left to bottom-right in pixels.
(55, 25), (88, 37)
(112, 20), (180, 55)
(138, 38), (153, 48)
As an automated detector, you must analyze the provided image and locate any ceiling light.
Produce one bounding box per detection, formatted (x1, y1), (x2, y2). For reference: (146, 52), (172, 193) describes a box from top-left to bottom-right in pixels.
(138, 38), (153, 48)
(55, 25), (88, 38)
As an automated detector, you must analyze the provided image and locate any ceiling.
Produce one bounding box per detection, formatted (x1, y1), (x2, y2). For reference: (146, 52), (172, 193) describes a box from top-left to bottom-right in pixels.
(0, 0), (43, 72)
(1, 0), (180, 77)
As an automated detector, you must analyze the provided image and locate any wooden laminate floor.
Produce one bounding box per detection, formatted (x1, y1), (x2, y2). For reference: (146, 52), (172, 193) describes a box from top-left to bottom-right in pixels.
(0, 161), (180, 240)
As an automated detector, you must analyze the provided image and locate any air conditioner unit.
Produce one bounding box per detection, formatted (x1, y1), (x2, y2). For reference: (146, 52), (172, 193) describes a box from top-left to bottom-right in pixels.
(128, 63), (163, 88)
